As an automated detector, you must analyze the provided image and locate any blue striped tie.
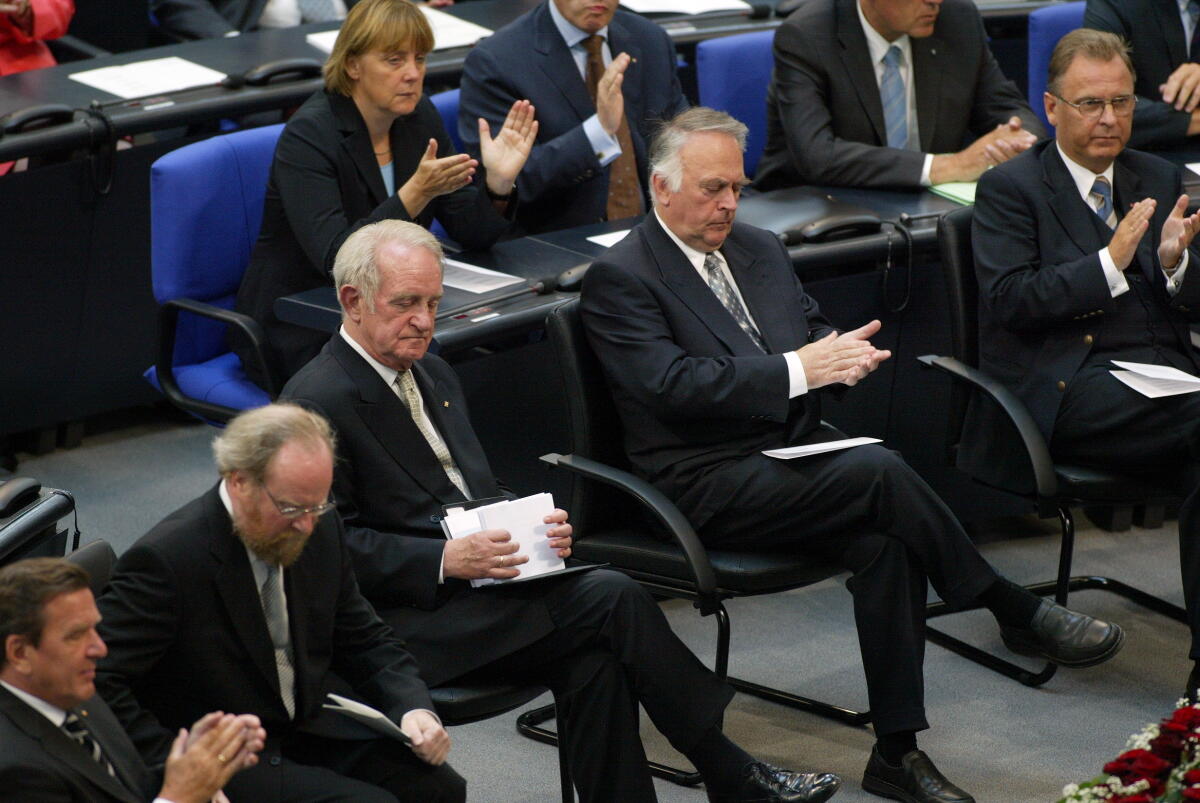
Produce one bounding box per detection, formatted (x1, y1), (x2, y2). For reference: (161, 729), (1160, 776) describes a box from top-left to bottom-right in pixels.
(1091, 177), (1115, 229)
(881, 45), (908, 150)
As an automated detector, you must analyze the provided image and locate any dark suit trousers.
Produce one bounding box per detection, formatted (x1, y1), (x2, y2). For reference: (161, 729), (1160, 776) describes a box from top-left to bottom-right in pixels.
(448, 569), (733, 803)
(696, 443), (999, 735)
(1052, 351), (1200, 657)
(221, 729), (466, 803)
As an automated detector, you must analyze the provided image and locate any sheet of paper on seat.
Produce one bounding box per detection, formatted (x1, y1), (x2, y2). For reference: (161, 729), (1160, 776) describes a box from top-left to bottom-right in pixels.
(586, 230), (630, 249)
(323, 694), (410, 744)
(763, 437), (882, 460)
(619, 0), (749, 14)
(443, 259), (523, 293)
(1110, 360), (1200, 397)
(69, 57), (227, 100)
(929, 181), (977, 206)
(444, 493), (562, 588)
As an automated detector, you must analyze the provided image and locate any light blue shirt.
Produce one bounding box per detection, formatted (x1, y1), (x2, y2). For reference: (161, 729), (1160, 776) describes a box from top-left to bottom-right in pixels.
(547, 0), (623, 166)
(381, 163), (395, 198)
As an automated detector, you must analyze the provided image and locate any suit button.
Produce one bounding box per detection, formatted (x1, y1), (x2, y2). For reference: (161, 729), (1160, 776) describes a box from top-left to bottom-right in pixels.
(1057, 380), (1067, 391)
(269, 755), (282, 766)
(1084, 334), (1094, 345)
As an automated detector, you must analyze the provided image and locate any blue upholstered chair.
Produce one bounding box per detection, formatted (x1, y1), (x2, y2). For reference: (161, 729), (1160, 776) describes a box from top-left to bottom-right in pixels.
(431, 88), (464, 154)
(696, 30), (777, 178)
(144, 124), (284, 424)
(1027, 1), (1086, 133)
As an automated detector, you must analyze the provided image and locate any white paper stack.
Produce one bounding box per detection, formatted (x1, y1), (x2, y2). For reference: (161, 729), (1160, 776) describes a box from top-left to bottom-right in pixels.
(69, 57), (227, 100)
(442, 259), (523, 293)
(442, 493), (561, 587)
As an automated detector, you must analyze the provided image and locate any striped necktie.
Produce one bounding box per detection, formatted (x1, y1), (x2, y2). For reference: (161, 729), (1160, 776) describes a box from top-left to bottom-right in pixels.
(1090, 176), (1115, 229)
(259, 565), (296, 719)
(62, 710), (116, 778)
(880, 45), (908, 150)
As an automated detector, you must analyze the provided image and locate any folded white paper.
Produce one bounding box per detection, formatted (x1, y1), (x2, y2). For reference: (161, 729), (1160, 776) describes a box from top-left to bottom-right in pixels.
(69, 57), (226, 100)
(442, 259), (523, 293)
(1110, 360), (1200, 398)
(323, 693), (410, 744)
(763, 437), (882, 460)
(586, 230), (631, 248)
(443, 493), (562, 587)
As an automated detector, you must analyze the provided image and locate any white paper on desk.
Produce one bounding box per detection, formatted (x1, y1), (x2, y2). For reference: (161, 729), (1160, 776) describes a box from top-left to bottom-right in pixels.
(420, 6), (493, 50)
(586, 230), (631, 249)
(306, 30), (339, 54)
(442, 259), (523, 293)
(322, 694), (410, 744)
(763, 437), (881, 460)
(69, 57), (227, 100)
(1110, 360), (1200, 397)
(1187, 162), (1200, 179)
(620, 0), (749, 13)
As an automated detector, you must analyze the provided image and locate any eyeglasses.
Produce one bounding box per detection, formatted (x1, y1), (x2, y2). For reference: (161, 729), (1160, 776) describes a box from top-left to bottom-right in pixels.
(1054, 94), (1137, 120)
(263, 487), (337, 519)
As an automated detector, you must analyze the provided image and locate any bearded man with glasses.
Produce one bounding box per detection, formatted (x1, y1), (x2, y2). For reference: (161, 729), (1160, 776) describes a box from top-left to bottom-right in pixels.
(972, 28), (1200, 699)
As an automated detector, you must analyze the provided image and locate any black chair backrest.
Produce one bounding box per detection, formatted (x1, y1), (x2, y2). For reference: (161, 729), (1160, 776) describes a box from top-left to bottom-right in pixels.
(65, 540), (117, 597)
(936, 205), (979, 448)
(544, 300), (653, 536)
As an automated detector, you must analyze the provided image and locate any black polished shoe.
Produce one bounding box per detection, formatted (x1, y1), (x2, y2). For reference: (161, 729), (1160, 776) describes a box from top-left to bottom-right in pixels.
(862, 748), (973, 803)
(706, 761), (841, 803)
(998, 599), (1124, 667)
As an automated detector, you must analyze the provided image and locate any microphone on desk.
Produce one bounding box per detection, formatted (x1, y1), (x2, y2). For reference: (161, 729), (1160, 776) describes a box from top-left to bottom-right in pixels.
(747, 2), (772, 19)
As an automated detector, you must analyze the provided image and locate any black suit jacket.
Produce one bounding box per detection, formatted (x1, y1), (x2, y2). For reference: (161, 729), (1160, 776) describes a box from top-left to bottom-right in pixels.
(968, 140), (1200, 486)
(0, 687), (155, 803)
(756, 0), (1044, 190)
(234, 90), (514, 381)
(281, 337), (557, 686)
(151, 0), (266, 39)
(579, 215), (836, 528)
(458, 2), (688, 233)
(1084, 0), (1197, 151)
(94, 486), (432, 765)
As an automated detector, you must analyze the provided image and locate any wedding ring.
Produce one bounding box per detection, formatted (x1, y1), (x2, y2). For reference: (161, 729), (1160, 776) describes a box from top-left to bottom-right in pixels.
(218, 753), (228, 763)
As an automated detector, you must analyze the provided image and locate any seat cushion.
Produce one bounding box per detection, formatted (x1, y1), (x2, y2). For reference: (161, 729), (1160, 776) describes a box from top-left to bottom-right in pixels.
(1055, 463), (1180, 504)
(431, 682), (546, 725)
(573, 530), (844, 596)
(144, 351), (271, 412)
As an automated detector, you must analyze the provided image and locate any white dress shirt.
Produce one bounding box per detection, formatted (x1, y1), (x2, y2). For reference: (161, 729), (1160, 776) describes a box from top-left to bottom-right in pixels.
(856, 0), (934, 186)
(654, 210), (809, 398)
(1056, 143), (1189, 296)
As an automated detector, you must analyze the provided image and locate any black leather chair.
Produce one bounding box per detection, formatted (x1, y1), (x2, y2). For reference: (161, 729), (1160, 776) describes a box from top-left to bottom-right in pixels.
(527, 299), (870, 786)
(0, 480), (75, 566)
(919, 204), (1187, 687)
(65, 539), (117, 596)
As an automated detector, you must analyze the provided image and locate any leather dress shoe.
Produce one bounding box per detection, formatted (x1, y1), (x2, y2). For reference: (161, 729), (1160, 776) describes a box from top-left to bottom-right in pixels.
(998, 599), (1124, 668)
(706, 761), (841, 802)
(862, 747), (973, 803)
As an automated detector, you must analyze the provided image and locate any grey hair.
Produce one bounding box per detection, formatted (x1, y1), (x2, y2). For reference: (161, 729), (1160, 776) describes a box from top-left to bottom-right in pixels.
(212, 403), (335, 484)
(649, 107), (748, 194)
(333, 219), (445, 310)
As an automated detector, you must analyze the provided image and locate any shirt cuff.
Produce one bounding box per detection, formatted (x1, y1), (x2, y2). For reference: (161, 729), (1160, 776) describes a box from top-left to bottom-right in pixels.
(919, 154), (934, 187)
(783, 351), (809, 398)
(404, 708), (443, 727)
(1166, 250), (1190, 296)
(438, 546), (445, 584)
(1099, 247), (1130, 297)
(153, 798), (176, 803)
(582, 115), (622, 167)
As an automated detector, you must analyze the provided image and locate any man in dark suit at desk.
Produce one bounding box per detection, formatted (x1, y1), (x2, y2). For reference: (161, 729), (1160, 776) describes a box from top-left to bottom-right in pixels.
(755, 0), (1045, 190)
(281, 219), (843, 803)
(151, 0), (351, 39)
(0, 557), (265, 802)
(1085, 0), (1200, 153)
(581, 107), (1124, 803)
(972, 29), (1200, 696)
(457, 0), (688, 233)
(95, 403), (466, 802)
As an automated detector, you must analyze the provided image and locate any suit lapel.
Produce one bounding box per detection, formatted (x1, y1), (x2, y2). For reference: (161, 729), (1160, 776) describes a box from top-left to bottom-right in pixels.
(721, 234), (800, 352)
(75, 699), (148, 800)
(332, 337), (466, 504)
(416, 363), (500, 498)
(330, 92), (387, 205)
(1155, 0), (1188, 69)
(1042, 145), (1110, 257)
(533, 4), (596, 122)
(641, 217), (765, 356)
(911, 35), (941, 152)
(607, 16), (643, 127)
(836, 0), (887, 145)
(205, 489), (285, 709)
(0, 688), (141, 803)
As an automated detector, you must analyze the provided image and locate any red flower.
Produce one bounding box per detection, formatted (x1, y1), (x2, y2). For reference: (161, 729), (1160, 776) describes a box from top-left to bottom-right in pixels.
(1168, 706), (1200, 731)
(1186, 769), (1200, 785)
(1182, 786), (1200, 800)
(1103, 749), (1173, 780)
(1150, 729), (1187, 763)
(1109, 795), (1155, 803)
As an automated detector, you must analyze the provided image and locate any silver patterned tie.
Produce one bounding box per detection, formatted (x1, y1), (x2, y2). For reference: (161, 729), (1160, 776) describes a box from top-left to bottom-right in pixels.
(395, 370), (469, 497)
(703, 252), (766, 352)
(260, 565), (296, 719)
(62, 711), (116, 778)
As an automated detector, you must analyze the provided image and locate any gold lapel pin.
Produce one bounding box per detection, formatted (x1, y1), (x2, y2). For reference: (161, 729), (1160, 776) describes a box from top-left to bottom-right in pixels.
(443, 401), (450, 407)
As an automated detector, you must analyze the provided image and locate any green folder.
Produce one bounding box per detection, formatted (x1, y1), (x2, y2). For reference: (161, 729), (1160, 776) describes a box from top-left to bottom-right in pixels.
(929, 181), (977, 205)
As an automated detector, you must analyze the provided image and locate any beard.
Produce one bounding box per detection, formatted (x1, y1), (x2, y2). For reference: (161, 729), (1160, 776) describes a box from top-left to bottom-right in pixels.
(233, 506), (312, 568)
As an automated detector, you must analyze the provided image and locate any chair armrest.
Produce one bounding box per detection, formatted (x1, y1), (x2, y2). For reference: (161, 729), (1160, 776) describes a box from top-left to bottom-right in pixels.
(157, 298), (281, 423)
(47, 35), (110, 62)
(539, 452), (719, 597)
(917, 354), (1057, 499)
